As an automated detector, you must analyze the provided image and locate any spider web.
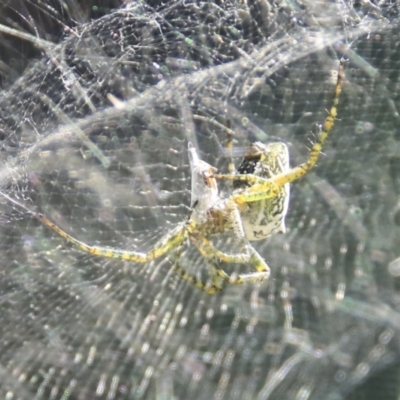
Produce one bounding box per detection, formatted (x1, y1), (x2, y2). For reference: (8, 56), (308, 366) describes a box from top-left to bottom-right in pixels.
(0, 0), (399, 399)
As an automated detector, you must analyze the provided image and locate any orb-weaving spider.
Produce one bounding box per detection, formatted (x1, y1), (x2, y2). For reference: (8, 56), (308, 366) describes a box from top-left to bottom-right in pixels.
(1, 62), (343, 294)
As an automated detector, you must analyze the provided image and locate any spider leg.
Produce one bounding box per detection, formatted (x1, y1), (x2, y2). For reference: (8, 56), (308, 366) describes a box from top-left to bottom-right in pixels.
(189, 233), (249, 263)
(172, 254), (264, 295)
(172, 264), (218, 294)
(163, 232), (217, 294)
(187, 198), (251, 263)
(273, 61), (344, 186)
(38, 214), (187, 262)
(191, 232), (270, 275)
(167, 239), (214, 293)
(187, 199), (270, 292)
(212, 172), (281, 204)
(172, 259), (227, 295)
(189, 232), (270, 291)
(214, 61), (344, 197)
(234, 246), (271, 283)
(209, 247), (270, 290)
(211, 174), (281, 205)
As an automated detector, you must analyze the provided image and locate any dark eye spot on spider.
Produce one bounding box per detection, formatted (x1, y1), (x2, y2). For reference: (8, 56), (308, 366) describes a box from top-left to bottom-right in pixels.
(238, 156), (261, 174)
(234, 156), (261, 189)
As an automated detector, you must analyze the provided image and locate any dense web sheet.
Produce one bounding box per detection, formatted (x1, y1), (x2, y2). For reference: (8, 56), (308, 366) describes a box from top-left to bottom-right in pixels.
(0, 0), (400, 399)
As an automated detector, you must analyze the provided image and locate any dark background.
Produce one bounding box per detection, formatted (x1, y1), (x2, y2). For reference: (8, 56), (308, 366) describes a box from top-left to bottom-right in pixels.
(0, 1), (399, 399)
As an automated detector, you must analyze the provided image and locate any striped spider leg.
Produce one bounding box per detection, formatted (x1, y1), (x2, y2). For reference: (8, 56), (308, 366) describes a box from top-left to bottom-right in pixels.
(0, 143), (270, 294)
(171, 143), (270, 293)
(214, 61), (344, 242)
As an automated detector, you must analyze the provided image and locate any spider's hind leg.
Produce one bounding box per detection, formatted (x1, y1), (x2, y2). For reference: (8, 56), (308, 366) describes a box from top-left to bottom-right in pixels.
(190, 231), (270, 291)
(168, 234), (224, 294)
(171, 253), (227, 295)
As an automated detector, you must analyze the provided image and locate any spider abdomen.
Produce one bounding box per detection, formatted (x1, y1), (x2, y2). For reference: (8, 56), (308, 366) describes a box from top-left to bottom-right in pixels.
(235, 141), (290, 241)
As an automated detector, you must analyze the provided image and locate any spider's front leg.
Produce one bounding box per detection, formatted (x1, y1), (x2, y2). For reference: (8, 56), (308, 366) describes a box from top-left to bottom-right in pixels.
(38, 214), (187, 262)
(0, 185), (189, 263)
(213, 173), (281, 205)
(214, 61), (344, 198)
(273, 61), (344, 187)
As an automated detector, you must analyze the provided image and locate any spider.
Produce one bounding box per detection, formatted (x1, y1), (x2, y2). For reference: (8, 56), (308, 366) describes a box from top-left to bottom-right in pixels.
(1, 62), (343, 294)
